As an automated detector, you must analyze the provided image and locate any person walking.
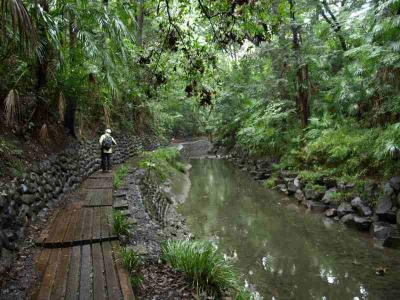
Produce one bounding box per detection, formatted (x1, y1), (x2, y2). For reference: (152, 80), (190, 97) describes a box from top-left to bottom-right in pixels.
(99, 129), (117, 172)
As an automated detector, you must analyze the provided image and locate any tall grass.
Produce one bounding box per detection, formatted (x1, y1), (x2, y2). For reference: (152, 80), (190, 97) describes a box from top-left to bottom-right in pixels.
(161, 240), (252, 299)
(112, 210), (130, 236)
(113, 164), (129, 188)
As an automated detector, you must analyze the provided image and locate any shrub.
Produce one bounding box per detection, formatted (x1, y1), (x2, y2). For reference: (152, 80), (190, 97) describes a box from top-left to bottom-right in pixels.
(161, 240), (252, 298)
(113, 164), (129, 189)
(112, 211), (130, 236)
(139, 147), (184, 180)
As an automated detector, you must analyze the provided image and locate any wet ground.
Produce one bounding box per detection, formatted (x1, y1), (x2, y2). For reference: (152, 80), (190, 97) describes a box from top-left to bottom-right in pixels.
(179, 158), (400, 300)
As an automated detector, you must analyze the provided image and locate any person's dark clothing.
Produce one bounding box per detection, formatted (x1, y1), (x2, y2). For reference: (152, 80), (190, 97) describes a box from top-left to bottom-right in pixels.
(101, 151), (112, 171)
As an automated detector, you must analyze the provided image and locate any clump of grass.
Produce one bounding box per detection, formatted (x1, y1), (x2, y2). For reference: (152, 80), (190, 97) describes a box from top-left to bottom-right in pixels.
(161, 240), (252, 298)
(264, 175), (278, 189)
(112, 210), (130, 236)
(118, 246), (143, 293)
(120, 247), (142, 272)
(113, 164), (129, 189)
(139, 147), (184, 180)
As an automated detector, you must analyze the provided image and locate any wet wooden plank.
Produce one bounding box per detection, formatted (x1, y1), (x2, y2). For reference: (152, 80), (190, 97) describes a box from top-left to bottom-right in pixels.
(84, 189), (113, 207)
(101, 206), (111, 239)
(31, 249), (52, 299)
(79, 244), (92, 300)
(50, 209), (74, 245)
(50, 247), (71, 299)
(82, 208), (94, 242)
(92, 243), (107, 300)
(64, 207), (80, 245)
(39, 210), (64, 245)
(90, 171), (114, 179)
(103, 242), (122, 299)
(113, 200), (128, 210)
(112, 241), (135, 300)
(73, 208), (87, 243)
(84, 178), (113, 189)
(37, 248), (61, 300)
(92, 207), (103, 242)
(65, 246), (81, 300)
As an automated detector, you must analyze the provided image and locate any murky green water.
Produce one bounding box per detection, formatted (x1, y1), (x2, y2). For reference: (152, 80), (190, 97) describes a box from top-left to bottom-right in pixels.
(179, 159), (400, 300)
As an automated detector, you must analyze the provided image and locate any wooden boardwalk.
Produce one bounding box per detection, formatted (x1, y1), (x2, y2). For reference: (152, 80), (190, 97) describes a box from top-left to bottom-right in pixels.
(33, 170), (134, 300)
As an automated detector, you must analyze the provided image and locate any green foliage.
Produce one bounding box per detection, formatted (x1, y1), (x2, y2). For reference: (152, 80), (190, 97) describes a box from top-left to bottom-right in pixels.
(236, 102), (297, 156)
(139, 147), (184, 180)
(264, 176), (278, 189)
(113, 164), (129, 189)
(161, 240), (251, 298)
(112, 210), (130, 236)
(119, 247), (142, 273)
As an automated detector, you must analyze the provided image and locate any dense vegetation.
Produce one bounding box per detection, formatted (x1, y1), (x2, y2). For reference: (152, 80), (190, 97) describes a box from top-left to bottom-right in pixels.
(1, 0), (399, 181)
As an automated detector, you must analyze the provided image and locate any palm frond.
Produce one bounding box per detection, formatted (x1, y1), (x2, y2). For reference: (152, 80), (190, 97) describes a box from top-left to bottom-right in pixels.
(0, 0), (37, 47)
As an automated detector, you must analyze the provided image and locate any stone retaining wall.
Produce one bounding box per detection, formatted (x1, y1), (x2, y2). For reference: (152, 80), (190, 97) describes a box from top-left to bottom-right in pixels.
(0, 134), (160, 253)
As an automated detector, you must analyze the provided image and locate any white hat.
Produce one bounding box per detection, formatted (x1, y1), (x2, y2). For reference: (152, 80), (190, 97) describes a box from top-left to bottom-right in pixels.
(105, 129), (112, 134)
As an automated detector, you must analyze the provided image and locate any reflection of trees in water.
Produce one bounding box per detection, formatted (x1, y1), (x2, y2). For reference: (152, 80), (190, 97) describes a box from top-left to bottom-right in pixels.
(182, 159), (400, 299)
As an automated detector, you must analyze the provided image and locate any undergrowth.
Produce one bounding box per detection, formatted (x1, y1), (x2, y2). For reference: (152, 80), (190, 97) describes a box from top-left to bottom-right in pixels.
(161, 240), (253, 299)
(118, 246), (143, 293)
(113, 164), (129, 189)
(112, 210), (130, 236)
(139, 147), (185, 180)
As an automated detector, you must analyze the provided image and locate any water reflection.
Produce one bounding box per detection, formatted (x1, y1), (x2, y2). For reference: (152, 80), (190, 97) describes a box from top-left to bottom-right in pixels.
(179, 159), (400, 299)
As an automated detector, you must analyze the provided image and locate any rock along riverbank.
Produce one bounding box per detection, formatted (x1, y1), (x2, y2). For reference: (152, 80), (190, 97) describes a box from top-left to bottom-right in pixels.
(212, 144), (400, 249)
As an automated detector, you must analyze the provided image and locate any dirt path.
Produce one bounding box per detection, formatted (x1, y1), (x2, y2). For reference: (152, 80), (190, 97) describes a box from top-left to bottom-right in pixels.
(31, 170), (134, 300)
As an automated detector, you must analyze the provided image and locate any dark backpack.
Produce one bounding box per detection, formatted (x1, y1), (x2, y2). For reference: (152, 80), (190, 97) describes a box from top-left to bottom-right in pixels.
(102, 136), (113, 151)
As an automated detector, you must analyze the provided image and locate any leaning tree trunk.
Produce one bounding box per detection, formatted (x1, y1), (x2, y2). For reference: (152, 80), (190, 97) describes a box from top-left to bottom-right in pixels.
(289, 0), (310, 128)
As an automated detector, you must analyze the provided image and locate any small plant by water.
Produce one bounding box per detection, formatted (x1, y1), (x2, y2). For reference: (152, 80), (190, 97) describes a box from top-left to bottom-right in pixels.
(113, 164), (129, 189)
(161, 240), (252, 299)
(112, 210), (130, 236)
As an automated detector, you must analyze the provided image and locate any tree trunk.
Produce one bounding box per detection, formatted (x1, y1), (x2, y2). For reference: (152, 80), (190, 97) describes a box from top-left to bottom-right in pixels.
(64, 10), (79, 137)
(136, 0), (145, 46)
(289, 0), (310, 128)
(36, 0), (49, 91)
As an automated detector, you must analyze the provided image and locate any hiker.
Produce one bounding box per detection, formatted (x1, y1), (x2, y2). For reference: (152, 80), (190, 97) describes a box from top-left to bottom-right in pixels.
(99, 129), (117, 172)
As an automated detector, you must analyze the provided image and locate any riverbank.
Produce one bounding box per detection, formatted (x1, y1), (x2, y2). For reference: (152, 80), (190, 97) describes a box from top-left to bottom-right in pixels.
(212, 144), (400, 249)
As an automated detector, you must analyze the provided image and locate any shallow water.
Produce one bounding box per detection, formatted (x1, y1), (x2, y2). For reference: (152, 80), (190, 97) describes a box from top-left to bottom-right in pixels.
(178, 159), (400, 300)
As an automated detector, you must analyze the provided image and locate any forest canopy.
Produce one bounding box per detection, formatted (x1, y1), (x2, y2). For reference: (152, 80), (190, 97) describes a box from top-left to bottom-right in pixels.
(1, 0), (400, 181)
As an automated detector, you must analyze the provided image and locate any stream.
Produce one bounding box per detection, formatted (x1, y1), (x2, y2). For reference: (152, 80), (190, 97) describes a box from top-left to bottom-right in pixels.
(178, 158), (400, 300)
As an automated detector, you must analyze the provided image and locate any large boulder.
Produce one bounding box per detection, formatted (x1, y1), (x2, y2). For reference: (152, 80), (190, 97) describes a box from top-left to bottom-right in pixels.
(306, 200), (327, 213)
(371, 222), (393, 240)
(287, 181), (299, 195)
(382, 228), (400, 249)
(337, 202), (353, 217)
(295, 190), (306, 203)
(383, 182), (394, 197)
(325, 208), (337, 218)
(376, 195), (396, 223)
(350, 197), (372, 217)
(322, 188), (337, 206)
(341, 214), (372, 231)
(304, 186), (325, 201)
(389, 176), (400, 192)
